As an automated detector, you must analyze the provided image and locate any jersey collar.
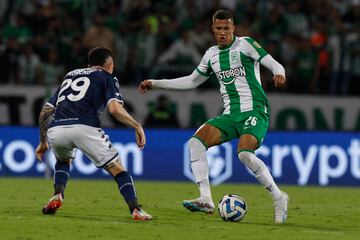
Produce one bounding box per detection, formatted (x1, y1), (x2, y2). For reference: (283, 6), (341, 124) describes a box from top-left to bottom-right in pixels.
(218, 37), (236, 50)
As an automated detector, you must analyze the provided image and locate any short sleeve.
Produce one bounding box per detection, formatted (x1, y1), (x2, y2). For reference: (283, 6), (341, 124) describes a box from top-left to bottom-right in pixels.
(195, 50), (214, 77)
(243, 37), (268, 62)
(47, 86), (60, 108)
(105, 76), (123, 105)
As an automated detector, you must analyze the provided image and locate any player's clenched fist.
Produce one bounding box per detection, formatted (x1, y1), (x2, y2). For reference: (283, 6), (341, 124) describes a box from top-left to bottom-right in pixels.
(273, 74), (286, 88)
(138, 80), (153, 94)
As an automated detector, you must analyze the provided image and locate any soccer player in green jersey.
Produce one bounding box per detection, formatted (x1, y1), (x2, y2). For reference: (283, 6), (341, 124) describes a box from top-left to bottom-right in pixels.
(139, 10), (288, 223)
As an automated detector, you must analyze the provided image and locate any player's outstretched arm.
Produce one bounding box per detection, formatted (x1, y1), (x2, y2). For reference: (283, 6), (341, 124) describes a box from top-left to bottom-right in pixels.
(108, 100), (146, 149)
(35, 104), (54, 161)
(138, 71), (208, 94)
(138, 79), (153, 94)
(260, 55), (286, 88)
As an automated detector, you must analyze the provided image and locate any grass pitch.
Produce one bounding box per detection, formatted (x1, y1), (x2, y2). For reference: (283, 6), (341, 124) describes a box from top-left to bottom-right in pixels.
(0, 178), (359, 240)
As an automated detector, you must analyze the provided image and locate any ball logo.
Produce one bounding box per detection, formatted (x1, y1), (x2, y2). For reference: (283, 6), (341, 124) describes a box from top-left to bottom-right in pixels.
(183, 142), (233, 185)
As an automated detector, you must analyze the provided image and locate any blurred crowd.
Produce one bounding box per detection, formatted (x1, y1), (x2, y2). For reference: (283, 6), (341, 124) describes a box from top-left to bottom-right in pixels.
(0, 0), (359, 95)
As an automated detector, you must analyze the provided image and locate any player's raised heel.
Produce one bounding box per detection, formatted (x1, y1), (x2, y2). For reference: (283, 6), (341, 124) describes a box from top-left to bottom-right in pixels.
(42, 193), (63, 215)
(132, 208), (152, 221)
(182, 197), (215, 214)
(274, 191), (289, 223)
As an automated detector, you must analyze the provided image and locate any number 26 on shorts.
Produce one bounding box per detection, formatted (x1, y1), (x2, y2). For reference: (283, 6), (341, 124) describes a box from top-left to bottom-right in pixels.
(245, 116), (257, 126)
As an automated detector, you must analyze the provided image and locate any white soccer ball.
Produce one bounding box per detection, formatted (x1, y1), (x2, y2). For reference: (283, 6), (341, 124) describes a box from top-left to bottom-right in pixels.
(218, 194), (247, 222)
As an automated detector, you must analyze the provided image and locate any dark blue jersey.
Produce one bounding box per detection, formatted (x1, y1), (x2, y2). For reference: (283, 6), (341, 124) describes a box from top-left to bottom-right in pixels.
(47, 68), (123, 128)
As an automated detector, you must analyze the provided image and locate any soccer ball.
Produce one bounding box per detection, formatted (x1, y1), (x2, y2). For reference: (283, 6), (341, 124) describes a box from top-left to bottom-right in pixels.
(218, 194), (247, 222)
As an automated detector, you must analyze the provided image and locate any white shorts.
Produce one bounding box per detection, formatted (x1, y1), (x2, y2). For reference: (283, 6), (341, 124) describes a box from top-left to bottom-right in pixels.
(47, 124), (119, 167)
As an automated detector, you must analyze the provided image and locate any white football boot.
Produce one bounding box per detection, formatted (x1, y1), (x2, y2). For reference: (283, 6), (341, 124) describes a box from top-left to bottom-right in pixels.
(132, 208), (152, 221)
(274, 191), (289, 223)
(182, 197), (215, 214)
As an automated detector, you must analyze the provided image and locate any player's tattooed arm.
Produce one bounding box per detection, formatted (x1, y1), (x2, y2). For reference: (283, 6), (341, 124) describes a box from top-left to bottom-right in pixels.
(39, 104), (55, 143)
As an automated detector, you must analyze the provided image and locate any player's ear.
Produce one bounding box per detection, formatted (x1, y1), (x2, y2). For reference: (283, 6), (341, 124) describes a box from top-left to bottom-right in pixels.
(104, 59), (114, 74)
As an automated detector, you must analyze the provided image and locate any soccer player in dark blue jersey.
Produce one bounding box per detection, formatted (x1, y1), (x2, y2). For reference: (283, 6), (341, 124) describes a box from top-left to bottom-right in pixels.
(35, 47), (152, 220)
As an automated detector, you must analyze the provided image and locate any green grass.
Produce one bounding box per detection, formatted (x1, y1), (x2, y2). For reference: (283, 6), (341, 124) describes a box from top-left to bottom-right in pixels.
(0, 178), (359, 240)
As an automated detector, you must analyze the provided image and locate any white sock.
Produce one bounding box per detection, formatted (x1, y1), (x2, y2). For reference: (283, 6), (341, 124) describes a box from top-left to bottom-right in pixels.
(238, 151), (281, 200)
(198, 179), (212, 200)
(255, 168), (282, 200)
(189, 138), (212, 200)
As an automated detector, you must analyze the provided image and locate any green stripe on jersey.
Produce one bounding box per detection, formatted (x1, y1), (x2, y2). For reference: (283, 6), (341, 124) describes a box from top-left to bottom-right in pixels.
(207, 60), (214, 75)
(240, 52), (268, 108)
(219, 49), (240, 114)
(245, 37), (268, 61)
(196, 61), (214, 77)
(196, 68), (209, 76)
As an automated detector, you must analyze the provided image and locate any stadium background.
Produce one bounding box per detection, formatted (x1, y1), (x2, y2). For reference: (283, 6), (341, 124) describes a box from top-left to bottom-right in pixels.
(0, 0), (359, 186)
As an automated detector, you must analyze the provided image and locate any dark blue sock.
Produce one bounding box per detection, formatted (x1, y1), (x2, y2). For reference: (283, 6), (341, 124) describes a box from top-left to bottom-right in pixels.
(54, 161), (70, 198)
(114, 171), (139, 213)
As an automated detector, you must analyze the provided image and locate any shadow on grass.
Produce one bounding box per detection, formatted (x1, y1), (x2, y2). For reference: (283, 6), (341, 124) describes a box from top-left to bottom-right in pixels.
(242, 221), (345, 233)
(56, 213), (160, 224)
(51, 213), (129, 223)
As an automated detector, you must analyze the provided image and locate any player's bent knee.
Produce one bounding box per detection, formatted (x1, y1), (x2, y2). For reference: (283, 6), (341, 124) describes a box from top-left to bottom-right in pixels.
(103, 158), (126, 176)
(238, 151), (265, 173)
(189, 137), (206, 161)
(56, 158), (72, 165)
(238, 134), (259, 150)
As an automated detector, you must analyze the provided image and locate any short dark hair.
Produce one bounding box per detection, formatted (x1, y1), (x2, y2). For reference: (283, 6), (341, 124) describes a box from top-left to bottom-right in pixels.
(212, 9), (234, 23)
(88, 47), (113, 66)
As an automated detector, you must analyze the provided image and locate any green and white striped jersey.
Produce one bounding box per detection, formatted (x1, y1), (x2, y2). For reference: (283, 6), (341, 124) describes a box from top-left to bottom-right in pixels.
(196, 36), (269, 115)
